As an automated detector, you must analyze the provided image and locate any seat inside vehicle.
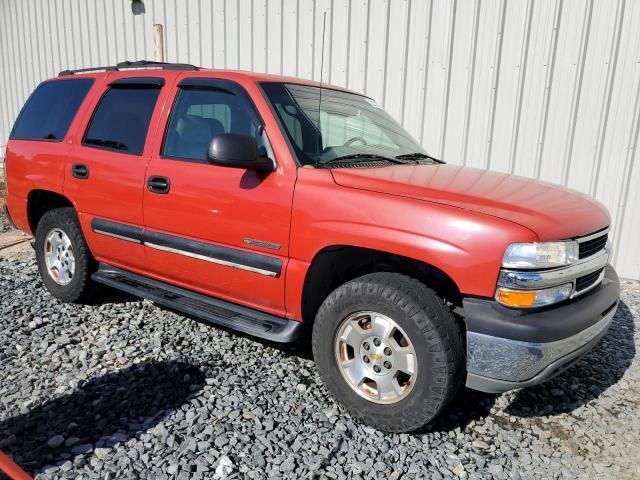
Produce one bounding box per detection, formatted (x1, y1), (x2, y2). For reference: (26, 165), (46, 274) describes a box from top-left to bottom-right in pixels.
(168, 114), (225, 160)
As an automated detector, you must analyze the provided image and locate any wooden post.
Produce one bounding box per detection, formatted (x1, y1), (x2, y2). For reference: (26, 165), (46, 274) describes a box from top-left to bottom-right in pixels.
(153, 24), (164, 62)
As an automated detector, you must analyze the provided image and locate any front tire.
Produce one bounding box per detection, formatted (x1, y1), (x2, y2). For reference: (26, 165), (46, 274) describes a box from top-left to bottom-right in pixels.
(35, 207), (96, 303)
(312, 273), (464, 432)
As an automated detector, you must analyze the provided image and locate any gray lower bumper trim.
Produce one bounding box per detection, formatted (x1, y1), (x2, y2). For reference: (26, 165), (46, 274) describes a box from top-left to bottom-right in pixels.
(466, 320), (612, 393)
(466, 304), (616, 391)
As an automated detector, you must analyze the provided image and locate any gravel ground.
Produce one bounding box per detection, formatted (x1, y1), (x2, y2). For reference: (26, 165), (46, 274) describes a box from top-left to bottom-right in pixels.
(0, 194), (9, 233)
(0, 254), (639, 479)
(0, 214), (9, 233)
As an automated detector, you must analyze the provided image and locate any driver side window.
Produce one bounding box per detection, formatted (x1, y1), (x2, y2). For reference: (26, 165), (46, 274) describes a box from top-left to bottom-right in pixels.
(163, 88), (259, 162)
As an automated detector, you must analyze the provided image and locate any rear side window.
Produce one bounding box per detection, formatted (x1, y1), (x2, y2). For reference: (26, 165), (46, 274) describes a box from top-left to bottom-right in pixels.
(10, 79), (94, 141)
(83, 86), (160, 155)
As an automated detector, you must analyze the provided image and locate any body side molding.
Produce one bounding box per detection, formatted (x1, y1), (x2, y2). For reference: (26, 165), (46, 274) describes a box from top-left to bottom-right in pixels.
(91, 218), (143, 243)
(90, 218), (282, 277)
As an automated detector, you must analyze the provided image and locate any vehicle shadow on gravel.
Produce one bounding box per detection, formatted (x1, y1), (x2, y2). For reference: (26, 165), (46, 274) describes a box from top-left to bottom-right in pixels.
(83, 283), (139, 306)
(164, 304), (317, 360)
(170, 313), (502, 434)
(505, 300), (636, 417)
(418, 388), (499, 434)
(0, 360), (205, 475)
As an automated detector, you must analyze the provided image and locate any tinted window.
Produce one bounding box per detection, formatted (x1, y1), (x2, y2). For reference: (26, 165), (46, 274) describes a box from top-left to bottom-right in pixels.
(275, 103), (303, 149)
(163, 88), (259, 161)
(262, 82), (427, 166)
(10, 79), (94, 141)
(84, 86), (160, 155)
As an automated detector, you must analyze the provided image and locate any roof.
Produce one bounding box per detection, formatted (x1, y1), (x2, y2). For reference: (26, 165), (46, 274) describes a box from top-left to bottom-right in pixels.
(56, 60), (362, 96)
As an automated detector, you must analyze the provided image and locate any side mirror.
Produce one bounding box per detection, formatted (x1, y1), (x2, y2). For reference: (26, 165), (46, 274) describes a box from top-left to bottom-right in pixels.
(207, 133), (275, 172)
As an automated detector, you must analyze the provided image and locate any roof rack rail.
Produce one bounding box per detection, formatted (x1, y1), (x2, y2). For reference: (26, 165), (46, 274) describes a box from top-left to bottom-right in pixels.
(58, 60), (199, 77)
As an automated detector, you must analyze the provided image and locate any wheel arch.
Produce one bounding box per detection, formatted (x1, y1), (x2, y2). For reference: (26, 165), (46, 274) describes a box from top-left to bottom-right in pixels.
(300, 244), (463, 326)
(27, 189), (76, 235)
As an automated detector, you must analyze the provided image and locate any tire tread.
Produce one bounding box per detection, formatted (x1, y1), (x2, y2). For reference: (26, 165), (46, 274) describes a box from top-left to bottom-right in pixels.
(35, 207), (96, 303)
(312, 272), (465, 432)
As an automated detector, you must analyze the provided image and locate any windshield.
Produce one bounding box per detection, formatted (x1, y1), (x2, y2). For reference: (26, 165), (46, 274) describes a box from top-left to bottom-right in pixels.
(261, 82), (428, 166)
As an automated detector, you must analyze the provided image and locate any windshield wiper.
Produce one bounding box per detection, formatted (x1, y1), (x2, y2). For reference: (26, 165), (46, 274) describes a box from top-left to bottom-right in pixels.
(395, 152), (443, 163)
(322, 153), (407, 165)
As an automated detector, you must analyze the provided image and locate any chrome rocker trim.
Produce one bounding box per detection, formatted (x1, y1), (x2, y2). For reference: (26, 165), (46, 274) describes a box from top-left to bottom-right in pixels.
(145, 242), (279, 277)
(93, 229), (142, 244)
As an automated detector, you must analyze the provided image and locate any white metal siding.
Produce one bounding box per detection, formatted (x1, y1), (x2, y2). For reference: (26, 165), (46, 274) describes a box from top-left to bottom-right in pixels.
(0, 0), (638, 279)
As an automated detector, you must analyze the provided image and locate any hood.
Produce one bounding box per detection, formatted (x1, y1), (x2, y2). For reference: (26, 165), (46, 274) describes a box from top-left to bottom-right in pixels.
(330, 164), (610, 241)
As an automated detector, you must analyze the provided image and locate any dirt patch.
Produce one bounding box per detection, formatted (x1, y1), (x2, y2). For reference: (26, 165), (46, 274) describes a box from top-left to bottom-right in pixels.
(0, 230), (29, 248)
(0, 241), (32, 261)
(0, 227), (32, 261)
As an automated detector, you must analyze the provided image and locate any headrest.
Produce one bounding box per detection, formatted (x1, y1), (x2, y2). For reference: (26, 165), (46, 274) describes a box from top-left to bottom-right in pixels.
(176, 115), (213, 144)
(202, 117), (225, 137)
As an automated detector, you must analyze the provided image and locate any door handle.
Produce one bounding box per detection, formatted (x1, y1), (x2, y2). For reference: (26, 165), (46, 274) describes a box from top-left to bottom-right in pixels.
(147, 176), (170, 194)
(71, 164), (89, 179)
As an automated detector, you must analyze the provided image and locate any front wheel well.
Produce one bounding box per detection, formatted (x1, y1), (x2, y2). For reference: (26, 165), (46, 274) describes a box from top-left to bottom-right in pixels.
(301, 245), (463, 326)
(27, 190), (74, 234)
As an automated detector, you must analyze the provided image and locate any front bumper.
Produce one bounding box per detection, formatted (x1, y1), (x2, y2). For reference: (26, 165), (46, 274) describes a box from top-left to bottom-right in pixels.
(464, 265), (620, 393)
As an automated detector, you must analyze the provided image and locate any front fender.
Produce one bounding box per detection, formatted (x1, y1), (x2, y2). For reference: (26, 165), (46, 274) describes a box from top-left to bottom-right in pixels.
(285, 169), (538, 320)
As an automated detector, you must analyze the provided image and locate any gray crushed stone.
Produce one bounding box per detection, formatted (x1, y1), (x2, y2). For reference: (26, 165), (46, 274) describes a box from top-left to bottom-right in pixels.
(0, 257), (638, 479)
(0, 211), (9, 233)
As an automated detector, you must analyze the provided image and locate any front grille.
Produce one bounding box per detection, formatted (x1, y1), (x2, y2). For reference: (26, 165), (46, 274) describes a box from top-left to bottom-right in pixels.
(578, 232), (608, 259)
(575, 268), (603, 291)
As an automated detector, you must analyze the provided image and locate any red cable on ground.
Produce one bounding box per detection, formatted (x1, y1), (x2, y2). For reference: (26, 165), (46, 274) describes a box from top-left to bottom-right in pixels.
(0, 451), (31, 480)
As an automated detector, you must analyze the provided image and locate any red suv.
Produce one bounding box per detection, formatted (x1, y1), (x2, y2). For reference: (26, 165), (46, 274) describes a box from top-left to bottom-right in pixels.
(3, 61), (620, 432)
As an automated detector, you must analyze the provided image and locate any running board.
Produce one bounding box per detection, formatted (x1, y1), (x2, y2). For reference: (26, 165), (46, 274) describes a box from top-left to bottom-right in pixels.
(92, 263), (302, 343)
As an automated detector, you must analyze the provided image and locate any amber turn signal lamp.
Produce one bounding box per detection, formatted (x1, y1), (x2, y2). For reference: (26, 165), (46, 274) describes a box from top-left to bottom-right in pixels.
(496, 289), (537, 308)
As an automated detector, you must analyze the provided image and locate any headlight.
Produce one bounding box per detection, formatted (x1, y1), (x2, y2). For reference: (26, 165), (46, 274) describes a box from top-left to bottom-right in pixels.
(496, 283), (573, 308)
(502, 241), (578, 269)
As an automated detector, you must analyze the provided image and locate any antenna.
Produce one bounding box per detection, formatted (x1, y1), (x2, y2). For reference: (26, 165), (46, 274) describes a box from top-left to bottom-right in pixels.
(317, 11), (327, 156)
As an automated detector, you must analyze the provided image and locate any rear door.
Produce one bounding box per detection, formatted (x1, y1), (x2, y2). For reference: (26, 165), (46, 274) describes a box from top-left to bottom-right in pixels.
(64, 72), (172, 272)
(142, 76), (296, 317)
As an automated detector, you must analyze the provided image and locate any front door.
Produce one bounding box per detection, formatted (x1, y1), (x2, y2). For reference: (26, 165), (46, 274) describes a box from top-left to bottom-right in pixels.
(142, 77), (296, 317)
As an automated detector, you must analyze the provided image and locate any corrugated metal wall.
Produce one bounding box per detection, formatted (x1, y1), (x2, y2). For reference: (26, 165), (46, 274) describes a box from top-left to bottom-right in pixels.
(1, 0), (639, 279)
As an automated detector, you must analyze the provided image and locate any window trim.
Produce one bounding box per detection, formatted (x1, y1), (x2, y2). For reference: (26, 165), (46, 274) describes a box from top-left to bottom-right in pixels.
(109, 76), (165, 87)
(159, 77), (269, 165)
(81, 82), (163, 157)
(9, 78), (95, 143)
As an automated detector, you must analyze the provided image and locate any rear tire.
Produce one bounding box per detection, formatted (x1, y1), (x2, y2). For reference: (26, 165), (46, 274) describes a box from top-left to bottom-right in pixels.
(35, 207), (97, 303)
(312, 273), (464, 432)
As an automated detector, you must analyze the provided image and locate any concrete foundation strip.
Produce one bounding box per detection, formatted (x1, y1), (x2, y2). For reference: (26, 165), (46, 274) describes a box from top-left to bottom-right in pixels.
(0, 237), (32, 250)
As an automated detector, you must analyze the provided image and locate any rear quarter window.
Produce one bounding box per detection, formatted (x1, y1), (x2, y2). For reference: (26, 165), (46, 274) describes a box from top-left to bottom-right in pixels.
(10, 78), (94, 141)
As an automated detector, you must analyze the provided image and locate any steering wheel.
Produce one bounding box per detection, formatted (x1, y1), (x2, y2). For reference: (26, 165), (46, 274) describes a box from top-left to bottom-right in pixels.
(343, 136), (368, 147)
